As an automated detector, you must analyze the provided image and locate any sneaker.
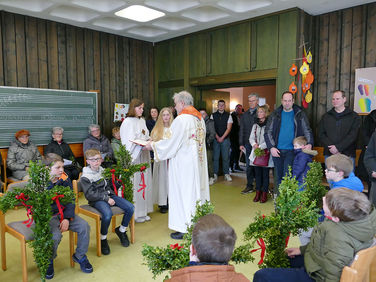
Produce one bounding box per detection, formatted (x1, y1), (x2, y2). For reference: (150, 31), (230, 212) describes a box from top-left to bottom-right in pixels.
(101, 239), (110, 255)
(45, 260), (54, 280)
(144, 215), (151, 221)
(135, 217), (146, 223)
(170, 232), (185, 240)
(224, 174), (232, 182)
(72, 254), (93, 273)
(241, 186), (254, 194)
(209, 177), (215, 185)
(213, 174), (218, 182)
(115, 227), (130, 247)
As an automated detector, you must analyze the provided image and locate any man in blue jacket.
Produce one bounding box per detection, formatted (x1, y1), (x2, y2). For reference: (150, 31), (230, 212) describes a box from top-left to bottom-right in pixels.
(264, 91), (313, 194)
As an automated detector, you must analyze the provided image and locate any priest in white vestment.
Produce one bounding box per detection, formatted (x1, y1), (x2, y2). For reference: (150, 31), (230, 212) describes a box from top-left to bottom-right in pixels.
(120, 98), (153, 223)
(146, 91), (210, 239)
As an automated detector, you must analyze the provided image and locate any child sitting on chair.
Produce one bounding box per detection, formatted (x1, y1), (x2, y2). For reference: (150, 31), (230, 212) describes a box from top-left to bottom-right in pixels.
(80, 149), (134, 255)
(44, 153), (93, 279)
(253, 188), (376, 282)
(166, 214), (249, 281)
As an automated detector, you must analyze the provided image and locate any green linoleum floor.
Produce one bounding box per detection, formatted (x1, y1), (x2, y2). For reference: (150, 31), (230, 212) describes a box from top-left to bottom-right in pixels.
(1, 172), (300, 282)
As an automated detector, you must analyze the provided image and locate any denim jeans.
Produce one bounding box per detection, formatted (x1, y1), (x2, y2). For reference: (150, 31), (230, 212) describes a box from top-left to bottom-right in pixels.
(272, 149), (295, 194)
(213, 138), (231, 175)
(253, 255), (314, 282)
(255, 166), (269, 192)
(93, 195), (134, 235)
(245, 143), (255, 188)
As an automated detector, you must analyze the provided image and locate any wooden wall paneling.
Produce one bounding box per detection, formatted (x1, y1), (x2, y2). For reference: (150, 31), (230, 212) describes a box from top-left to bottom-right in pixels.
(92, 31), (101, 92)
(155, 41), (169, 81)
(108, 34), (117, 129)
(25, 17), (39, 88)
(2, 12), (17, 86)
(277, 11), (298, 100)
(142, 43), (151, 108)
(84, 29), (94, 91)
(66, 25), (77, 90)
(326, 12), (340, 107)
(0, 13), (4, 86)
(148, 42), (155, 107)
(209, 28), (229, 75)
(37, 19), (48, 88)
(14, 14), (27, 87)
(129, 40), (141, 99)
(189, 33), (207, 78)
(47, 22), (59, 89)
(57, 23), (67, 89)
(75, 28), (85, 91)
(365, 3), (376, 67)
(339, 9), (352, 105)
(122, 37), (130, 102)
(116, 36), (124, 103)
(349, 6), (364, 110)
(254, 15), (279, 71)
(169, 38), (184, 80)
(100, 33), (110, 134)
(316, 14), (329, 119)
(228, 22), (251, 73)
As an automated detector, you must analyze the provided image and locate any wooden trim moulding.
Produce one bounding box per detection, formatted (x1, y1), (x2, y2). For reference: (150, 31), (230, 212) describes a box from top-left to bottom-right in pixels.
(190, 69), (277, 87)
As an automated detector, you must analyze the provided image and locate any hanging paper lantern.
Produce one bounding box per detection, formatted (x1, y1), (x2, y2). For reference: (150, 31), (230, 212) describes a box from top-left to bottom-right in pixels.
(306, 70), (314, 85)
(306, 51), (313, 63)
(289, 64), (298, 76)
(289, 81), (297, 94)
(300, 62), (309, 75)
(302, 81), (309, 93)
(305, 90), (312, 103)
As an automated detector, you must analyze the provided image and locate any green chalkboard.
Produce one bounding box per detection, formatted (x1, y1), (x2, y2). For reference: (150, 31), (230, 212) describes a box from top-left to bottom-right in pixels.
(0, 86), (97, 148)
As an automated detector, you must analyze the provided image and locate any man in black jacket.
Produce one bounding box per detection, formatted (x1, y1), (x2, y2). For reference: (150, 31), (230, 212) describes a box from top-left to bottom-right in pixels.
(265, 91), (313, 193)
(229, 104), (243, 172)
(239, 94), (259, 194)
(319, 90), (360, 166)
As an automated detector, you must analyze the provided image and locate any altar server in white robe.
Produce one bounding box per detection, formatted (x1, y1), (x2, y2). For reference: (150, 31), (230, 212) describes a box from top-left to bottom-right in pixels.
(146, 91), (210, 239)
(150, 107), (174, 214)
(120, 98), (153, 223)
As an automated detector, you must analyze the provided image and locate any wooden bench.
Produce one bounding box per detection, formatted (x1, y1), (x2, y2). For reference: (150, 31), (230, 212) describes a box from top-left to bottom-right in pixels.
(313, 147), (362, 166)
(0, 143), (83, 191)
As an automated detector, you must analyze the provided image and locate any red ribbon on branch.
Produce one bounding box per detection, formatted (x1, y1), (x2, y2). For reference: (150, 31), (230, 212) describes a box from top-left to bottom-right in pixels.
(137, 166), (147, 200)
(110, 169), (125, 198)
(250, 238), (266, 265)
(52, 193), (65, 223)
(285, 232), (291, 248)
(170, 243), (183, 250)
(15, 193), (33, 227)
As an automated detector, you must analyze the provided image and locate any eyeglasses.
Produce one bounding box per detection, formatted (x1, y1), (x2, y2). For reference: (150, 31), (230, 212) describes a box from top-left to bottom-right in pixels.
(87, 158), (102, 162)
(325, 168), (337, 173)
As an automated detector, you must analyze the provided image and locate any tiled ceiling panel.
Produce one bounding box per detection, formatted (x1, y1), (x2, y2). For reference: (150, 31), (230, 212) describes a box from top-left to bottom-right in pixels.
(0, 0), (373, 42)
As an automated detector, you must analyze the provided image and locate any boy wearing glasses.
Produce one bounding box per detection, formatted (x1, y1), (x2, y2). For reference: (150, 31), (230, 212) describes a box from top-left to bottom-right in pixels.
(325, 154), (363, 191)
(81, 149), (134, 255)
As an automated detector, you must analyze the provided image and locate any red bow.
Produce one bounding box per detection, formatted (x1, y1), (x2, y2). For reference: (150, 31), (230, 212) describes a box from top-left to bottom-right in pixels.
(52, 193), (65, 223)
(137, 167), (147, 200)
(15, 193), (33, 227)
(170, 243), (183, 250)
(285, 233), (291, 248)
(250, 238), (266, 265)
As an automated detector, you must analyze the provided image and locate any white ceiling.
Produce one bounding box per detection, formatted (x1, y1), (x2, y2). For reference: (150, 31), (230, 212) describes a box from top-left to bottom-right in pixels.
(0, 0), (372, 43)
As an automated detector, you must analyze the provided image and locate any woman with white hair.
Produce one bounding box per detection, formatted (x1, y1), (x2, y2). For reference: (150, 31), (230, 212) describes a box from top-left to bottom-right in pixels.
(44, 127), (80, 180)
(83, 124), (114, 168)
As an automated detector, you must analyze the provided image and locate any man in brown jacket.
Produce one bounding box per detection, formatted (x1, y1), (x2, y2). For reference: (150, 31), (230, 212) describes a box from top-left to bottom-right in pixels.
(166, 214), (249, 282)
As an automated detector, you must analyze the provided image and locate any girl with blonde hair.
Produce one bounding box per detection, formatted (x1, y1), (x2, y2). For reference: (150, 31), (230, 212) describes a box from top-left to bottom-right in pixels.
(151, 107), (174, 213)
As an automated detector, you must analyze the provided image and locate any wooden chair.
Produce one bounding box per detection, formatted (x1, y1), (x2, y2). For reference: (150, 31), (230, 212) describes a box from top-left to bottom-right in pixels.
(72, 180), (135, 257)
(0, 181), (75, 282)
(340, 244), (376, 282)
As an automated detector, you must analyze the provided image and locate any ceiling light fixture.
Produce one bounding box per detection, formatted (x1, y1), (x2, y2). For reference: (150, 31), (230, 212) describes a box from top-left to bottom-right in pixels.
(115, 5), (165, 22)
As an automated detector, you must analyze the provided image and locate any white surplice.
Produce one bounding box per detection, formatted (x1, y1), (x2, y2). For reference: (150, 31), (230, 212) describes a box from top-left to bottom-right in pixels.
(152, 127), (171, 206)
(152, 112), (210, 233)
(120, 117), (153, 219)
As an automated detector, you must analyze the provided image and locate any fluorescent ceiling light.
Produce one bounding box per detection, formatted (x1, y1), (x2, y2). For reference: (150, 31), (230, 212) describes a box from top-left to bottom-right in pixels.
(115, 5), (165, 22)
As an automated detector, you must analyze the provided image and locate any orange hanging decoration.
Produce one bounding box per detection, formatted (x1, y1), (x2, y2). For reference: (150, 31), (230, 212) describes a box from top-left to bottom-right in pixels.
(289, 81), (297, 94)
(302, 81), (309, 93)
(306, 70), (314, 85)
(289, 64), (297, 76)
